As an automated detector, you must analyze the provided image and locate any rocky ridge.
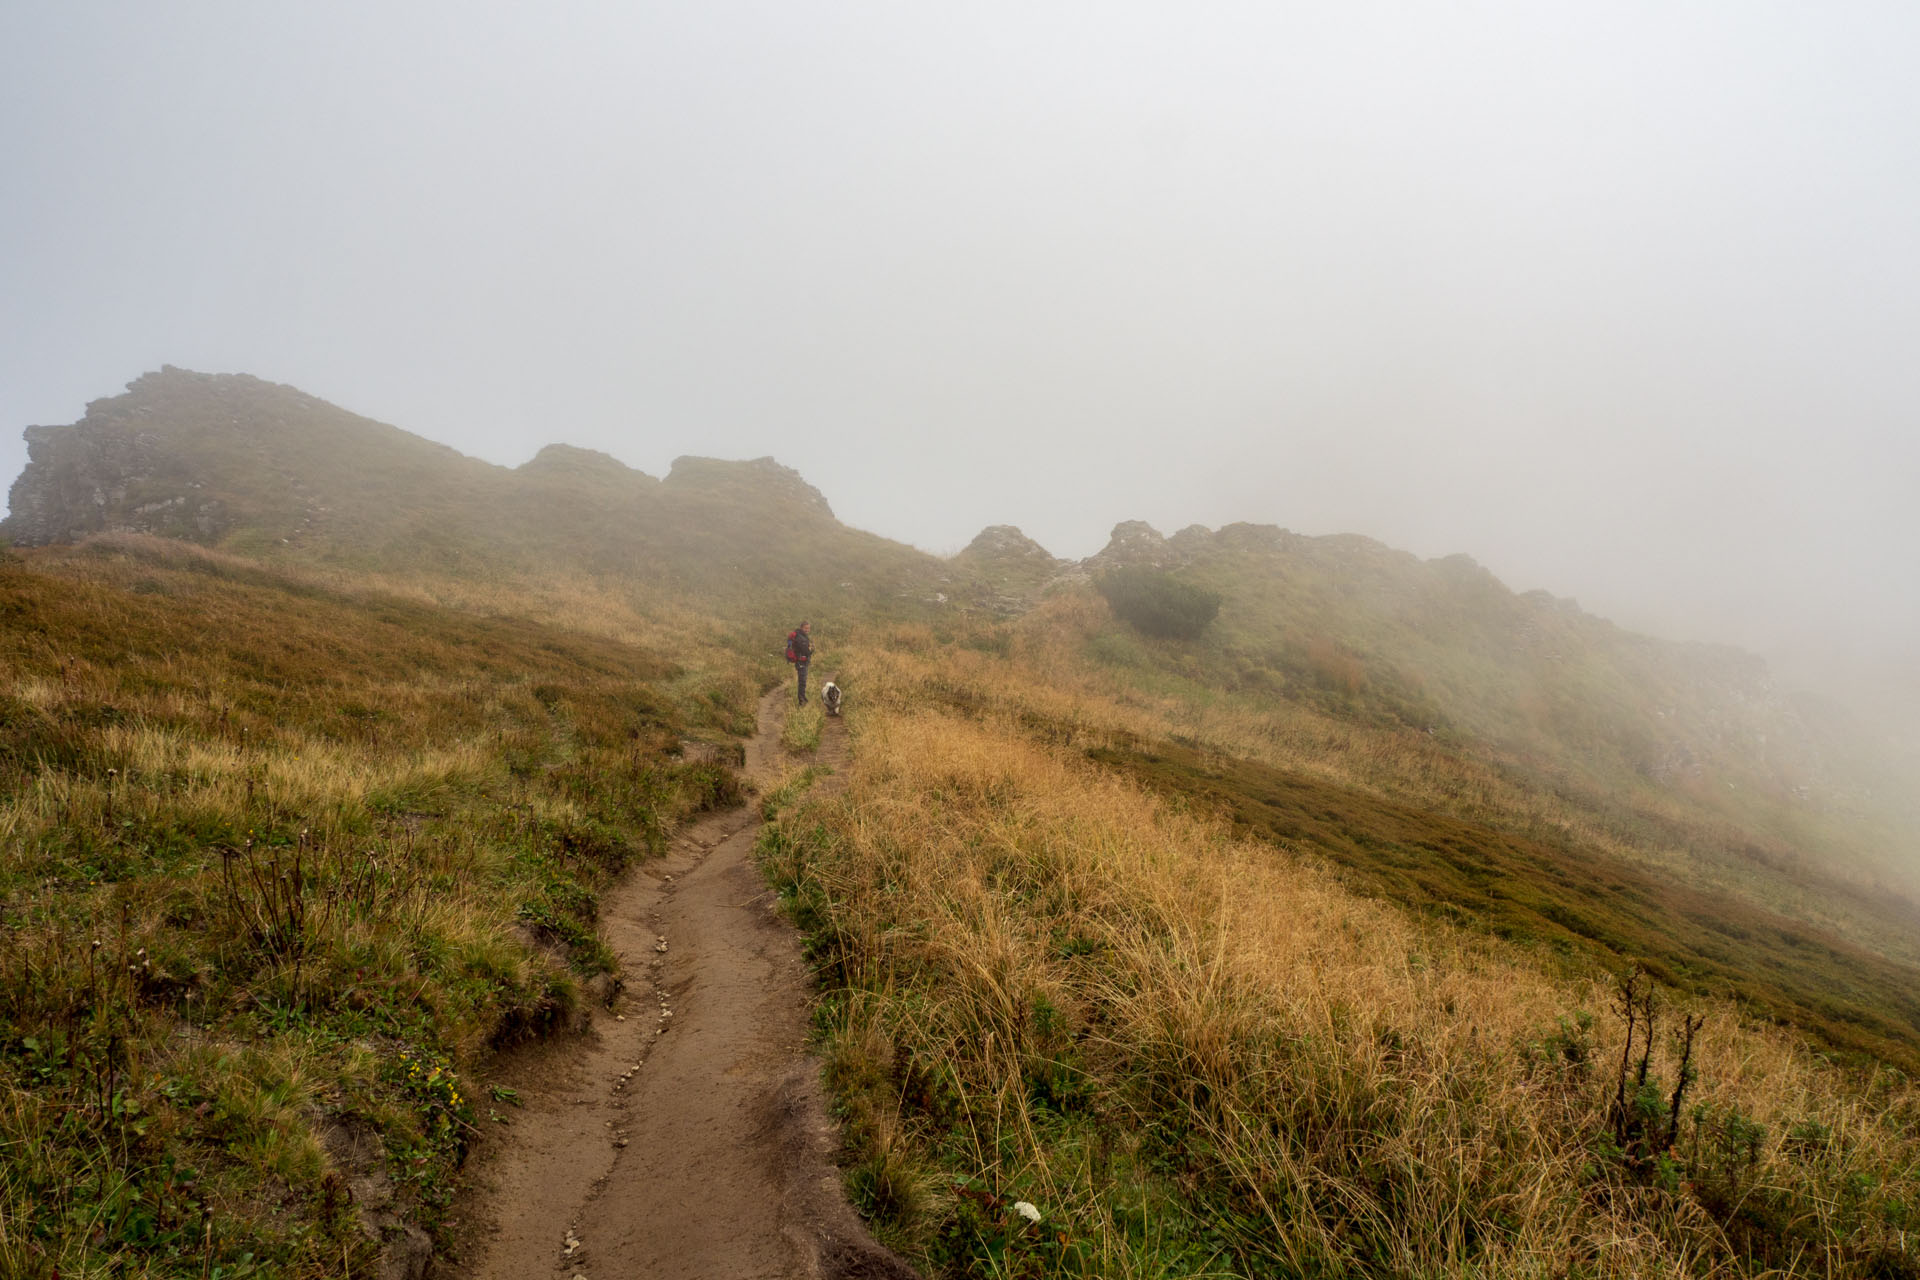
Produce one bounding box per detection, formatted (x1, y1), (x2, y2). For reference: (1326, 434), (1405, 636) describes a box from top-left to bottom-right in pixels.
(942, 513), (1822, 800)
(3, 366), (1832, 808)
(0, 369), (913, 609)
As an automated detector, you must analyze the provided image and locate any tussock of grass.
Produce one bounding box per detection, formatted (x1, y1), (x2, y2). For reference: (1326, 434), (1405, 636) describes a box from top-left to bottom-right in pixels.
(0, 546), (752, 1277)
(781, 702), (825, 754)
(766, 673), (1920, 1277)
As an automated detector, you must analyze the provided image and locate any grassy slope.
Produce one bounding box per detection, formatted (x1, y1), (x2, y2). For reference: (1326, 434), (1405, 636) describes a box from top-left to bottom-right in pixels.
(1089, 738), (1920, 1073)
(766, 636), (1920, 1279)
(1061, 552), (1920, 978)
(18, 368), (1902, 909)
(0, 540), (753, 1278)
(1087, 526), (1914, 895)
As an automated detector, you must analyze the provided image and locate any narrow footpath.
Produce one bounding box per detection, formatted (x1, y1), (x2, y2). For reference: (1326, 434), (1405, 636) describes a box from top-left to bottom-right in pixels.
(456, 688), (915, 1280)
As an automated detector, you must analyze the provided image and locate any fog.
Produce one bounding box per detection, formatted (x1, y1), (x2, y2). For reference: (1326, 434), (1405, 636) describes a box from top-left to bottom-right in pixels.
(3, 3), (1916, 713)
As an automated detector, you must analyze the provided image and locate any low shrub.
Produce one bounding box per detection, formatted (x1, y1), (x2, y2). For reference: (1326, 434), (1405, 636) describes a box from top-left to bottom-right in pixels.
(1096, 567), (1222, 640)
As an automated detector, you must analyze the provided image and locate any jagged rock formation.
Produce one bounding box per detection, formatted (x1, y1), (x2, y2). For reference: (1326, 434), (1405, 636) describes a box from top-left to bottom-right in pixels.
(4, 369), (258, 546)
(8, 417), (226, 546)
(960, 524), (1055, 563)
(4, 367), (487, 552)
(949, 524), (1063, 613)
(1167, 523), (1214, 555)
(1092, 519), (1174, 568)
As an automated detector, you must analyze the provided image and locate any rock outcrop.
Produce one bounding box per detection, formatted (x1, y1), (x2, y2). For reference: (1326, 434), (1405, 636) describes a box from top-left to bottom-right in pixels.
(958, 524), (1057, 565)
(1167, 523), (1214, 554)
(1090, 521), (1175, 571)
(948, 524), (1063, 613)
(663, 456), (834, 518)
(5, 372), (225, 546)
(2, 367), (482, 550)
(1, 366), (941, 610)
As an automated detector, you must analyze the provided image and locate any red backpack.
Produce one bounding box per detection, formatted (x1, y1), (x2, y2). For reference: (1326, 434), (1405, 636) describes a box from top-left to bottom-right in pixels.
(785, 630), (799, 663)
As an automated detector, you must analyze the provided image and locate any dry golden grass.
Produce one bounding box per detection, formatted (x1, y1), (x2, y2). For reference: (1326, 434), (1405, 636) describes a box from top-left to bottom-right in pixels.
(857, 602), (1920, 971)
(766, 653), (1920, 1277)
(782, 701), (825, 754)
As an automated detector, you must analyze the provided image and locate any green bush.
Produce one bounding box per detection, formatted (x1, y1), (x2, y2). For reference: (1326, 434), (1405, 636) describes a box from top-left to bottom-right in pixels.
(1096, 567), (1222, 640)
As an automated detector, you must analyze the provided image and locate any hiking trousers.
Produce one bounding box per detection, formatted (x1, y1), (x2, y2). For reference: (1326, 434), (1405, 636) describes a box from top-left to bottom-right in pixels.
(795, 661), (809, 705)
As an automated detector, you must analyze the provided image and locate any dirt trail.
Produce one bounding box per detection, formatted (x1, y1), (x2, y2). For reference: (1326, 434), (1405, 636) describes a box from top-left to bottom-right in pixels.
(456, 690), (914, 1280)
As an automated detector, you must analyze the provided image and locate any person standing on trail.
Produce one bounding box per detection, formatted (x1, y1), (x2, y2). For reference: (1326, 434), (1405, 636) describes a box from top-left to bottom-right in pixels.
(785, 620), (814, 706)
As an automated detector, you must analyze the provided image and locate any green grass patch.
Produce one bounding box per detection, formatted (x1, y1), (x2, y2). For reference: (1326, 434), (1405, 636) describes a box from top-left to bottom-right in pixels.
(781, 702), (824, 754)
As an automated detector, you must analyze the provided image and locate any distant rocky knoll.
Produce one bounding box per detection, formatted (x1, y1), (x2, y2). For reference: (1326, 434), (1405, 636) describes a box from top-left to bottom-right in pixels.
(960, 511), (1873, 852)
(2, 367), (927, 607)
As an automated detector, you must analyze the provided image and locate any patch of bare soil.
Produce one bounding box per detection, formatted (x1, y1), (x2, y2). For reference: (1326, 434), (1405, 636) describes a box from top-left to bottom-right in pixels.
(451, 690), (912, 1280)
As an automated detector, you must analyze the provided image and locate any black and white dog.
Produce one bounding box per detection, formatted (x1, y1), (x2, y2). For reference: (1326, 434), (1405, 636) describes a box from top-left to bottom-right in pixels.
(821, 680), (843, 717)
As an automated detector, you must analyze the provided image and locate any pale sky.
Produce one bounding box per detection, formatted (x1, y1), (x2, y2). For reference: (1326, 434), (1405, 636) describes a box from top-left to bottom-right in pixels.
(3, 2), (1916, 704)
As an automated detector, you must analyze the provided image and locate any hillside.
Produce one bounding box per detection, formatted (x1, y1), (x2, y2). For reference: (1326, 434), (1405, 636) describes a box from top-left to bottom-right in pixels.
(10, 369), (1913, 955)
(0, 535), (754, 1277)
(20, 370), (1894, 832)
(10, 370), (1916, 955)
(3, 367), (943, 617)
(6, 367), (1920, 1278)
(765, 642), (1920, 1277)
(980, 518), (1826, 797)
(944, 515), (1917, 905)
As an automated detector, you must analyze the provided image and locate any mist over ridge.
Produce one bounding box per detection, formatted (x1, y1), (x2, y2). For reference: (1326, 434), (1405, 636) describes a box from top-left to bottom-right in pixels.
(5, 4), (1919, 731)
(9, 354), (1913, 758)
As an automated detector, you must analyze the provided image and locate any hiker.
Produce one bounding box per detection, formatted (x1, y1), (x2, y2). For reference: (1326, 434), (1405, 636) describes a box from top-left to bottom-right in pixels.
(785, 620), (814, 705)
